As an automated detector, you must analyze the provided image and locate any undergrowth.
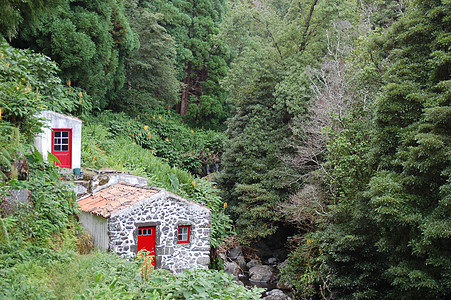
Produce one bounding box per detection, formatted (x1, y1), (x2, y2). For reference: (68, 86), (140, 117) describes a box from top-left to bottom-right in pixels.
(0, 250), (263, 299)
(82, 123), (233, 247)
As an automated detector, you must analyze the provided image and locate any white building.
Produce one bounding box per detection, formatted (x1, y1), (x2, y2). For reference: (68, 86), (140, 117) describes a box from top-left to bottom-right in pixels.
(34, 111), (82, 170)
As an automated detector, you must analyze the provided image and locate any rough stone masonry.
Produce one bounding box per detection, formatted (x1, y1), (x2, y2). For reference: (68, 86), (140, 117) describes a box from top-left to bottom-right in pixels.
(107, 190), (212, 274)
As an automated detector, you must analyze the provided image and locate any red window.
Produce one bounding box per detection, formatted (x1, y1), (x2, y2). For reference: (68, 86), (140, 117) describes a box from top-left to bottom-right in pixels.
(177, 226), (190, 244)
(51, 129), (72, 168)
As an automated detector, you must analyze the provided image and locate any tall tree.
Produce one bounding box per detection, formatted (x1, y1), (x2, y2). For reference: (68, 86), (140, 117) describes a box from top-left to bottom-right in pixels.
(11, 0), (136, 110)
(112, 0), (180, 115)
(366, 1), (451, 297)
(149, 0), (229, 129)
(321, 0), (451, 298)
(219, 0), (354, 241)
(0, 0), (63, 40)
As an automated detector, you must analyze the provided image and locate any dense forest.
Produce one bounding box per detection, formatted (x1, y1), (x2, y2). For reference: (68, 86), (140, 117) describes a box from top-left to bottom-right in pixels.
(0, 0), (449, 299)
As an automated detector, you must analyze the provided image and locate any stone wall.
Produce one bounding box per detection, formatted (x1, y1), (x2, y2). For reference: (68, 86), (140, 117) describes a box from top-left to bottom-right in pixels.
(108, 190), (211, 273)
(0, 188), (31, 217)
(74, 172), (149, 197)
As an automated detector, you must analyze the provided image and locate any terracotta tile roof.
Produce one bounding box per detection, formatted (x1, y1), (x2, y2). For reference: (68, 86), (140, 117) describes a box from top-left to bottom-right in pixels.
(78, 184), (159, 218)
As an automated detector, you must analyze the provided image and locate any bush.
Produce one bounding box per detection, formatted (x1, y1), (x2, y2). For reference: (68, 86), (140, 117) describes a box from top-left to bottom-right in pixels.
(84, 111), (225, 175)
(81, 123), (233, 246)
(0, 250), (263, 299)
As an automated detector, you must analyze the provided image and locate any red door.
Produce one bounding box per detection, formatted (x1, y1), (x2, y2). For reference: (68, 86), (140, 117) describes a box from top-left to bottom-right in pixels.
(51, 129), (72, 168)
(137, 226), (156, 266)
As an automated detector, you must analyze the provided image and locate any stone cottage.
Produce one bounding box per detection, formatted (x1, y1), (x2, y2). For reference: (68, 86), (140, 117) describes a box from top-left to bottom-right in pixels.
(34, 110), (82, 170)
(77, 181), (211, 273)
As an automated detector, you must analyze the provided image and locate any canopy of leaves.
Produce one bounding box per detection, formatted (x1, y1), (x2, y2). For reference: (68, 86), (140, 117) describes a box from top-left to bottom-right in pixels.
(112, 1), (180, 114)
(148, 0), (229, 129)
(11, 0), (136, 109)
(319, 1), (451, 298)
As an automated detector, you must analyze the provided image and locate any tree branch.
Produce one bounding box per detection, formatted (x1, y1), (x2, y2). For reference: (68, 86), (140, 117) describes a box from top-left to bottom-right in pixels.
(251, 15), (284, 61)
(298, 0), (320, 52)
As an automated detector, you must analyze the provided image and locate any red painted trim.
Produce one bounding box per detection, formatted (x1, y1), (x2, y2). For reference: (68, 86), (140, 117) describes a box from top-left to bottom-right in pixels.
(177, 226), (190, 244)
(51, 128), (72, 169)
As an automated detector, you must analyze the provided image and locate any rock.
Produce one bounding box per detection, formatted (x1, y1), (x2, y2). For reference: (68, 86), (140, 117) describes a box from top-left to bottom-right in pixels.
(277, 280), (293, 290)
(224, 261), (241, 277)
(247, 259), (261, 269)
(0, 188), (32, 217)
(228, 247), (243, 260)
(74, 181), (89, 197)
(236, 255), (247, 269)
(5, 155), (29, 181)
(228, 247), (246, 269)
(263, 289), (291, 300)
(249, 265), (277, 283)
(268, 257), (278, 265)
(277, 259), (289, 270)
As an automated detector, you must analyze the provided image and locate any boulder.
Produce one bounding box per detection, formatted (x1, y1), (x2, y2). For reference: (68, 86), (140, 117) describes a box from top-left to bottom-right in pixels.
(249, 265), (277, 283)
(228, 247), (243, 260)
(228, 247), (246, 269)
(268, 257), (278, 265)
(224, 261), (241, 277)
(277, 280), (293, 290)
(0, 188), (32, 217)
(236, 255), (247, 269)
(263, 289), (291, 300)
(275, 259), (293, 290)
(246, 259), (261, 269)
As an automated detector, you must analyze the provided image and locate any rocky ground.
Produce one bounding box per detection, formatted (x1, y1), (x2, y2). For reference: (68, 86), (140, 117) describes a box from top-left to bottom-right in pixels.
(220, 246), (293, 300)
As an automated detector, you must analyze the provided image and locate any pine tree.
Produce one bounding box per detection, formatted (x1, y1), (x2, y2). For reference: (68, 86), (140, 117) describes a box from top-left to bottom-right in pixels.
(220, 56), (291, 239)
(148, 0), (229, 129)
(12, 0), (136, 109)
(112, 0), (180, 115)
(0, 0), (63, 39)
(323, 1), (451, 298)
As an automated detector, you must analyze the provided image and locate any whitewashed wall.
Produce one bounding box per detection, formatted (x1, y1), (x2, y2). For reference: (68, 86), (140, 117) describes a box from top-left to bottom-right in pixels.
(34, 111), (82, 169)
(78, 212), (109, 251)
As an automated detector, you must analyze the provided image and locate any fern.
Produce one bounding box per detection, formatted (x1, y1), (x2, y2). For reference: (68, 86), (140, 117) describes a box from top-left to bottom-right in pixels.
(0, 218), (10, 248)
(0, 125), (24, 180)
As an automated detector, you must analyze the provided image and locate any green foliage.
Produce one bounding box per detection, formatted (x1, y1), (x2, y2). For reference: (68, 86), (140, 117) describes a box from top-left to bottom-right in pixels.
(0, 0), (64, 39)
(219, 0), (359, 243)
(184, 179), (234, 248)
(0, 124), (21, 180)
(0, 218), (10, 248)
(280, 234), (327, 299)
(14, 0), (136, 109)
(0, 250), (263, 299)
(0, 39), (92, 141)
(147, 0), (230, 129)
(81, 120), (232, 246)
(219, 59), (291, 240)
(85, 111), (224, 175)
(318, 1), (451, 298)
(8, 148), (79, 244)
(160, 268), (264, 299)
(113, 1), (180, 114)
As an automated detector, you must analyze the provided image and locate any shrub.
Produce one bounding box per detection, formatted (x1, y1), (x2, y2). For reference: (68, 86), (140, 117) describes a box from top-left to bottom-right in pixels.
(81, 124), (233, 246)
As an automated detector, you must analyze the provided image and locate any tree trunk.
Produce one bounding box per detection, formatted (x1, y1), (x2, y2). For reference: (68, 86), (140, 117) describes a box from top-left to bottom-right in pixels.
(180, 62), (192, 116)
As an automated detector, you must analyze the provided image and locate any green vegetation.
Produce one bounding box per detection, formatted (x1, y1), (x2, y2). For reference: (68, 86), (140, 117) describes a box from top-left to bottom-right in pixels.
(11, 0), (135, 109)
(0, 250), (263, 299)
(83, 111), (224, 175)
(81, 119), (232, 247)
(1, 0), (450, 299)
